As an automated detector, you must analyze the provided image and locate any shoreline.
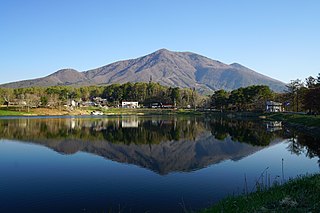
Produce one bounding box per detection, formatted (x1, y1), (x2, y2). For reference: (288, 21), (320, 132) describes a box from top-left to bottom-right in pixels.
(1, 108), (320, 126)
(0, 107), (204, 117)
(1, 107), (320, 137)
(265, 112), (320, 137)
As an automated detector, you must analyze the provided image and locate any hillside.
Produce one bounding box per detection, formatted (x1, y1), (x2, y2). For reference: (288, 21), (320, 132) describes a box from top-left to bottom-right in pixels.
(0, 49), (286, 92)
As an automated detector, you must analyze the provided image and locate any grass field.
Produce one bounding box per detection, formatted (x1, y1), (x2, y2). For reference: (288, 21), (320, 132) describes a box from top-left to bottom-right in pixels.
(0, 109), (30, 116)
(201, 174), (320, 213)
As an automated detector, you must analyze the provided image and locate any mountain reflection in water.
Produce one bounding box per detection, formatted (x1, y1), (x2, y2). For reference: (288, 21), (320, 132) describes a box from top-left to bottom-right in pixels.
(0, 116), (319, 174)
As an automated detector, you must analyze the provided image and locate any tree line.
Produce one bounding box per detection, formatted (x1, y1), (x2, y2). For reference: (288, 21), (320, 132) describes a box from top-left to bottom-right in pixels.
(0, 82), (202, 109)
(284, 74), (320, 113)
(210, 85), (274, 111)
(210, 73), (320, 113)
(1, 73), (319, 112)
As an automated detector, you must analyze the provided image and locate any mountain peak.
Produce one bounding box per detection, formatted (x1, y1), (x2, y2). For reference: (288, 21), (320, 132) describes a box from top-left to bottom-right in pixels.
(49, 68), (79, 75)
(152, 48), (174, 58)
(155, 48), (171, 53)
(229, 63), (246, 69)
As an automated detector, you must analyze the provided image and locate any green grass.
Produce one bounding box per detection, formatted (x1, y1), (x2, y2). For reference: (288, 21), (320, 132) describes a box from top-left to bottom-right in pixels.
(201, 174), (320, 213)
(0, 109), (30, 116)
(267, 113), (320, 127)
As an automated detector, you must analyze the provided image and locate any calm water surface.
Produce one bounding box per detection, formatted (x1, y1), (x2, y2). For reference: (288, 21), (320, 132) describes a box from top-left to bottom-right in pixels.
(0, 116), (319, 212)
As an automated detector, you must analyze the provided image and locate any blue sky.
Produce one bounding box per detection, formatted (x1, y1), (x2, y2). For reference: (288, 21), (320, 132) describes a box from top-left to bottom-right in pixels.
(1, 0), (319, 84)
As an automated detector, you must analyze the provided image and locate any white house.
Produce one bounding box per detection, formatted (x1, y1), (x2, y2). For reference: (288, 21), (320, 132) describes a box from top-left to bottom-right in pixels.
(122, 101), (139, 108)
(266, 101), (283, 112)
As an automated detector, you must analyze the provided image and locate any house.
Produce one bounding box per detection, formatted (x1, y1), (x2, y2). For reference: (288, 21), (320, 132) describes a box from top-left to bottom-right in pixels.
(93, 97), (108, 106)
(266, 101), (283, 112)
(122, 101), (139, 108)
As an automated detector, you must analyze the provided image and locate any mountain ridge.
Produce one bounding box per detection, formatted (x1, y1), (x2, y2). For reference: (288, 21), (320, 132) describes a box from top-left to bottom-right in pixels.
(0, 49), (286, 92)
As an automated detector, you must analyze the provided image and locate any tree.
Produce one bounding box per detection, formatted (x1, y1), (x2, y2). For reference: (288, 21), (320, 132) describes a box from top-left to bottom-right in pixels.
(80, 87), (90, 101)
(249, 85), (273, 111)
(285, 79), (303, 112)
(229, 88), (245, 111)
(170, 87), (180, 107)
(305, 76), (316, 88)
(180, 89), (193, 108)
(0, 88), (14, 108)
(25, 93), (40, 112)
(134, 83), (147, 102)
(40, 96), (48, 107)
(303, 75), (320, 113)
(211, 89), (229, 110)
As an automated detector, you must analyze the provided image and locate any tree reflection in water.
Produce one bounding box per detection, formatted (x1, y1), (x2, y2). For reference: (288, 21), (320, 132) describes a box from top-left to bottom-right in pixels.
(0, 116), (319, 170)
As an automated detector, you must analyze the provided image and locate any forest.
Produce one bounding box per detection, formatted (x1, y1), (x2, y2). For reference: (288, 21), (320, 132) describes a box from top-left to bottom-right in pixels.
(0, 82), (201, 109)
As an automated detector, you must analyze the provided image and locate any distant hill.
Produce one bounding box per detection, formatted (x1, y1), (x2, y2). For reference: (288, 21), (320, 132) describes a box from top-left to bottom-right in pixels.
(0, 49), (286, 93)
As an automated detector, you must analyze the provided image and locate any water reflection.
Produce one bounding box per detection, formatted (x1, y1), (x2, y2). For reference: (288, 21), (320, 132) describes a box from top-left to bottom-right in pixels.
(0, 116), (319, 173)
(265, 121), (283, 132)
(209, 118), (284, 146)
(284, 130), (320, 166)
(1, 116), (320, 213)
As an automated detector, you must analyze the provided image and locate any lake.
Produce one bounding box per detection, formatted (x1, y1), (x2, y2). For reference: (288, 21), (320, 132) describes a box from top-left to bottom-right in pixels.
(0, 115), (319, 212)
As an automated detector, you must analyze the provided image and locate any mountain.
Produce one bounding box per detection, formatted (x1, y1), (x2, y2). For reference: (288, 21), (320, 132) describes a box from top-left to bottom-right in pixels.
(3, 133), (280, 175)
(0, 49), (286, 92)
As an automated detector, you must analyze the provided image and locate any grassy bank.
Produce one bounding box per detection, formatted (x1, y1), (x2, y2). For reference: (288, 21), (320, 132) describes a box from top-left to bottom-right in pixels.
(0, 107), (87, 116)
(202, 174), (320, 213)
(0, 109), (31, 116)
(0, 106), (203, 116)
(267, 113), (320, 127)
